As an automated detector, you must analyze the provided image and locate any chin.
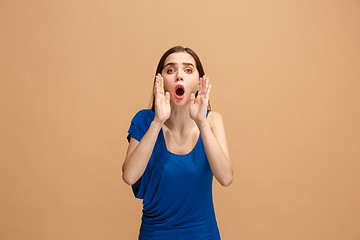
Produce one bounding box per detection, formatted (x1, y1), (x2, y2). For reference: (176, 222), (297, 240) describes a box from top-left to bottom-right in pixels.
(171, 97), (189, 106)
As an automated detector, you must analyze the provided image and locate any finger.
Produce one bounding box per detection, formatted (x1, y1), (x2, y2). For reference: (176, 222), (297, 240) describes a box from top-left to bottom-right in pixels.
(207, 77), (210, 94)
(160, 74), (165, 95)
(201, 76), (206, 97)
(158, 76), (161, 95)
(207, 84), (212, 97)
(197, 77), (202, 96)
(199, 76), (203, 96)
(157, 75), (161, 95)
(154, 77), (158, 96)
(203, 75), (208, 94)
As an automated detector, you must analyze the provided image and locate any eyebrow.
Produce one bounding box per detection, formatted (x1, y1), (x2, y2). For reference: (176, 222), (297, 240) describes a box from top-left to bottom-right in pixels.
(164, 62), (195, 68)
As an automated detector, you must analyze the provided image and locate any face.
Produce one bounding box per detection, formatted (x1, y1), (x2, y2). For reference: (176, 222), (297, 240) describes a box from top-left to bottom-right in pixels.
(161, 52), (199, 105)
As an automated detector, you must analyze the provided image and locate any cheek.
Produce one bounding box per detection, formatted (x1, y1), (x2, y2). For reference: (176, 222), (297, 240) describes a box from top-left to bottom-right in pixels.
(162, 77), (173, 90)
(192, 77), (200, 89)
(187, 81), (199, 94)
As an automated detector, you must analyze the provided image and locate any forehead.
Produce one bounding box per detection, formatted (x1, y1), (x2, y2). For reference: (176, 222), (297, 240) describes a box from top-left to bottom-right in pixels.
(164, 52), (196, 66)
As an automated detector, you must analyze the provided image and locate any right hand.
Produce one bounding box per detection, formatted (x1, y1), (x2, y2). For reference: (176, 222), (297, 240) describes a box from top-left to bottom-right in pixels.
(153, 73), (171, 124)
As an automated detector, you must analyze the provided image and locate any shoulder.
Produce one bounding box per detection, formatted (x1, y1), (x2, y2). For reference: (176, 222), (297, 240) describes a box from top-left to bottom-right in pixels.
(132, 109), (155, 121)
(127, 109), (155, 142)
(129, 109), (155, 130)
(135, 108), (154, 116)
(207, 111), (224, 129)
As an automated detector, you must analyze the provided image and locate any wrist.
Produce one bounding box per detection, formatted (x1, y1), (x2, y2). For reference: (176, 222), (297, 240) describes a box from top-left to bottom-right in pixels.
(196, 119), (210, 130)
(151, 119), (164, 128)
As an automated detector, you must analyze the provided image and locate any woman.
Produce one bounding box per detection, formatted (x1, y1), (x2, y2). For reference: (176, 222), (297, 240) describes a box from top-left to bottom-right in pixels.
(122, 46), (233, 239)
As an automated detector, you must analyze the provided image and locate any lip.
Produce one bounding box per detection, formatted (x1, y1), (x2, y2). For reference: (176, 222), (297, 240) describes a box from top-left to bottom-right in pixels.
(175, 84), (185, 99)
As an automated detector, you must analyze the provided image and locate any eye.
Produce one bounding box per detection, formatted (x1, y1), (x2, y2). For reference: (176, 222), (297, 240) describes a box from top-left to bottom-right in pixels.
(167, 68), (175, 74)
(185, 68), (193, 73)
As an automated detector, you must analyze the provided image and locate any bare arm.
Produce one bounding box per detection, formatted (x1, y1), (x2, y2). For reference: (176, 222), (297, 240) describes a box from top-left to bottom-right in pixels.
(190, 75), (233, 186)
(122, 120), (163, 185)
(198, 112), (233, 186)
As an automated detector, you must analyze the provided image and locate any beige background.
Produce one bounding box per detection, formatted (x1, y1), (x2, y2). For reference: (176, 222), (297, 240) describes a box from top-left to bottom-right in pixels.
(1, 0), (359, 239)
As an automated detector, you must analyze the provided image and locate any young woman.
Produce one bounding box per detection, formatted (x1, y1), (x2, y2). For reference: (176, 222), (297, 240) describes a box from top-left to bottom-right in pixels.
(122, 46), (233, 239)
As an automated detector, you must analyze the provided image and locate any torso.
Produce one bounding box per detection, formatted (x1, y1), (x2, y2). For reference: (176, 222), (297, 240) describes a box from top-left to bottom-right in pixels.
(132, 109), (220, 239)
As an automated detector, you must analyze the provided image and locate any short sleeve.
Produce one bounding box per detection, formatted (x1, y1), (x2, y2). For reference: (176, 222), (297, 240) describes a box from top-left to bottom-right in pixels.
(127, 109), (153, 143)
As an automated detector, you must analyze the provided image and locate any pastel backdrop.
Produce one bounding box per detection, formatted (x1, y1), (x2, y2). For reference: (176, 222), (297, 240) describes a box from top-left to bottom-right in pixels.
(1, 0), (359, 239)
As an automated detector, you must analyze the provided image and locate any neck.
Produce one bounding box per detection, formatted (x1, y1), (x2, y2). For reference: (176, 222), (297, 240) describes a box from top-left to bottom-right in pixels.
(164, 106), (196, 134)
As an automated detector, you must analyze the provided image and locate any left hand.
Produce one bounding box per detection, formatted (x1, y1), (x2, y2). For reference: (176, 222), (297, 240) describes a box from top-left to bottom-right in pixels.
(190, 75), (212, 126)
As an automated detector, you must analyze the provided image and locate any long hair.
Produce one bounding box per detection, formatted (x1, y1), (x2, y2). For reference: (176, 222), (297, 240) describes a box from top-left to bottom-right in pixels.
(149, 46), (211, 111)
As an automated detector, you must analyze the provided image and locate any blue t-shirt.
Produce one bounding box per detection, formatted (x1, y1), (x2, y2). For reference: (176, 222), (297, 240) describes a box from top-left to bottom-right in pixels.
(127, 109), (221, 240)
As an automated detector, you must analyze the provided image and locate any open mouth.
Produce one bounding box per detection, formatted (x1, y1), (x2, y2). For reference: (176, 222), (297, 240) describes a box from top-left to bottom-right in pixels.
(175, 85), (185, 98)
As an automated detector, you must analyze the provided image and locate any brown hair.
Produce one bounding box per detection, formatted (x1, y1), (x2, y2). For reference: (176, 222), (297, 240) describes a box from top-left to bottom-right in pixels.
(149, 46), (211, 111)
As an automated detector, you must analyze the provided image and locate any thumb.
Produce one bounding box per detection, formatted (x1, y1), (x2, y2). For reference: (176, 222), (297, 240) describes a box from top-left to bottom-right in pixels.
(165, 92), (170, 102)
(190, 93), (196, 104)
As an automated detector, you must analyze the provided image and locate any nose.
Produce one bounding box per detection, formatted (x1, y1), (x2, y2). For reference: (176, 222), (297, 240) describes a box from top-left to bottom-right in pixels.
(176, 71), (183, 81)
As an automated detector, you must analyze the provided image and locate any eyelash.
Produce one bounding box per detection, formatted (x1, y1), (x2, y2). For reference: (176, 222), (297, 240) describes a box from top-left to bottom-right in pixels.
(166, 68), (193, 74)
